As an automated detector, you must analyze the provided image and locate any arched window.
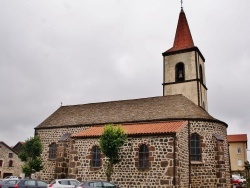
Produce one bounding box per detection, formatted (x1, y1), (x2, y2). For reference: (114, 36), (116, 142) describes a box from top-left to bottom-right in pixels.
(190, 133), (201, 161)
(9, 160), (13, 167)
(199, 65), (203, 84)
(138, 144), (149, 168)
(49, 142), (57, 159)
(91, 146), (101, 167)
(175, 62), (185, 82)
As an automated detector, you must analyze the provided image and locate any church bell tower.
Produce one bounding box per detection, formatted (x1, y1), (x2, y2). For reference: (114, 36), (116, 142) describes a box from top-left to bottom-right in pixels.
(162, 8), (208, 111)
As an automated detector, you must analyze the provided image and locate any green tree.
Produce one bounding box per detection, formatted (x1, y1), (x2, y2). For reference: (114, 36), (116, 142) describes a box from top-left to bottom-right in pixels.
(99, 124), (127, 182)
(245, 161), (250, 187)
(18, 136), (43, 178)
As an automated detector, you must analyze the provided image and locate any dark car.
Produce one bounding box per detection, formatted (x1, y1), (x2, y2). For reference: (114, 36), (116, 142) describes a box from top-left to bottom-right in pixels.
(77, 180), (118, 188)
(0, 179), (19, 188)
(5, 179), (47, 188)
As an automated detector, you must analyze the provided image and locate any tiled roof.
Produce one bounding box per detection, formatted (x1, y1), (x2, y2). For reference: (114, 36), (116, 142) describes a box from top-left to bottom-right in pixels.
(0, 141), (18, 155)
(166, 8), (194, 52)
(227, 134), (248, 143)
(35, 95), (225, 129)
(72, 121), (188, 138)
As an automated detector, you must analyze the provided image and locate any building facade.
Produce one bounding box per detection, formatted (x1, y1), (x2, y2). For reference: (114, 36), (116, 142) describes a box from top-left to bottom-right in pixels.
(228, 134), (248, 176)
(35, 8), (231, 188)
(0, 141), (23, 179)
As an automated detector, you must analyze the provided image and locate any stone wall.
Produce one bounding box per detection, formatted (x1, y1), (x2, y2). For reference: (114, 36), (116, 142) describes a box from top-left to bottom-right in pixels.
(35, 126), (90, 182)
(176, 123), (189, 187)
(36, 120), (231, 187)
(0, 143), (23, 178)
(69, 135), (178, 188)
(189, 121), (231, 188)
(54, 141), (70, 179)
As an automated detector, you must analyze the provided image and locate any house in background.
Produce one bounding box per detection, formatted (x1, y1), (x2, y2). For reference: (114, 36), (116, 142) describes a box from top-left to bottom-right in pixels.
(228, 134), (248, 176)
(12, 142), (24, 154)
(0, 141), (23, 179)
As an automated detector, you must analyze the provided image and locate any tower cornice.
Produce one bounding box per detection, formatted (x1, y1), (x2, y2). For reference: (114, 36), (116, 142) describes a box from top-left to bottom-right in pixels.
(162, 46), (205, 62)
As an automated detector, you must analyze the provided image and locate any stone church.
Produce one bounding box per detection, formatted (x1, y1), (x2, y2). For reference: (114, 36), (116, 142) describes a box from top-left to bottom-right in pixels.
(35, 8), (231, 188)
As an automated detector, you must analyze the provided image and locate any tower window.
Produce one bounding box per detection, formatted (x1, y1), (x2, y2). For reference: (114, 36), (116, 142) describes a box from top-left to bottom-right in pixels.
(138, 144), (149, 168)
(199, 65), (203, 84)
(175, 62), (185, 82)
(190, 133), (201, 161)
(91, 146), (101, 167)
(49, 142), (57, 159)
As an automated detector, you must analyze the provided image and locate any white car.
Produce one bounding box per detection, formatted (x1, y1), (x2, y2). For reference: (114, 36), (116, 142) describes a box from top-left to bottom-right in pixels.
(48, 179), (81, 188)
(3, 176), (19, 180)
(232, 175), (246, 185)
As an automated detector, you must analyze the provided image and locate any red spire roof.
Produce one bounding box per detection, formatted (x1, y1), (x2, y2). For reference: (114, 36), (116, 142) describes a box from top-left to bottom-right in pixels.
(167, 8), (194, 52)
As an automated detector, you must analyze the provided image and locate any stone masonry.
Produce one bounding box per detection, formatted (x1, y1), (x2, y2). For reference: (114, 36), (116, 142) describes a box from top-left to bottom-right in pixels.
(0, 142), (23, 178)
(35, 120), (231, 187)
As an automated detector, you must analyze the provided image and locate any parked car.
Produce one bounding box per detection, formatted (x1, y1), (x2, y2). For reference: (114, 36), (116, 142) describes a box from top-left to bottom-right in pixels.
(48, 179), (81, 188)
(231, 175), (246, 186)
(1, 179), (47, 188)
(77, 180), (119, 188)
(3, 177), (18, 181)
(0, 179), (19, 188)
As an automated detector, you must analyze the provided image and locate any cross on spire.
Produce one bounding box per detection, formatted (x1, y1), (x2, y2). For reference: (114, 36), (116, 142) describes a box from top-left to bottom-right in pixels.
(181, 0), (183, 9)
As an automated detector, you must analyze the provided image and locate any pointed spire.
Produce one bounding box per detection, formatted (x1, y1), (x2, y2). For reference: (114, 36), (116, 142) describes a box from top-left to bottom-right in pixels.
(167, 8), (194, 52)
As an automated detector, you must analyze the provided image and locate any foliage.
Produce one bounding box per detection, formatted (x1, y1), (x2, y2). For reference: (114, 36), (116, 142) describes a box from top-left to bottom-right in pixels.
(245, 161), (250, 187)
(99, 124), (127, 181)
(18, 136), (43, 177)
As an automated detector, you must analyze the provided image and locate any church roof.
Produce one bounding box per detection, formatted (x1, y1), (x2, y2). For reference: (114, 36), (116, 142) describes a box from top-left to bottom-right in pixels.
(35, 95), (226, 129)
(162, 8), (205, 61)
(72, 121), (188, 138)
(167, 8), (194, 52)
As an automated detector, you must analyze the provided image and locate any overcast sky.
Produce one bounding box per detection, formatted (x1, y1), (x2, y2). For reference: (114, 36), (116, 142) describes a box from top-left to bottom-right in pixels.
(0, 0), (249, 160)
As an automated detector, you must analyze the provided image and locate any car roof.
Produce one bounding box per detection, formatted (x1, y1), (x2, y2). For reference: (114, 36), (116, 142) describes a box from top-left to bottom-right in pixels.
(83, 180), (114, 184)
(56, 179), (79, 181)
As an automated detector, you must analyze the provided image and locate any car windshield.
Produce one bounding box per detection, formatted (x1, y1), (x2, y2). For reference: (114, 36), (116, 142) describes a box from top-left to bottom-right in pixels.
(69, 180), (80, 185)
(6, 180), (18, 185)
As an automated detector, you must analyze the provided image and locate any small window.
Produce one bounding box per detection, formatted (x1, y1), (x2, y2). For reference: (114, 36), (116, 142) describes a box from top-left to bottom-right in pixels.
(69, 180), (80, 185)
(89, 182), (102, 187)
(237, 147), (241, 154)
(0, 160), (3, 167)
(138, 144), (149, 168)
(37, 181), (47, 186)
(59, 180), (69, 185)
(9, 160), (13, 167)
(9, 153), (13, 158)
(24, 180), (36, 186)
(49, 143), (57, 159)
(238, 160), (242, 166)
(103, 182), (115, 187)
(91, 146), (101, 167)
(199, 65), (203, 84)
(6, 180), (18, 185)
(190, 133), (201, 161)
(175, 62), (185, 82)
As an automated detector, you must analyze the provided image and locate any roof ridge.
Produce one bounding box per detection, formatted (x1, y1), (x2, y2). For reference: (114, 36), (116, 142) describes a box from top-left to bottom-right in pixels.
(60, 94), (183, 108)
